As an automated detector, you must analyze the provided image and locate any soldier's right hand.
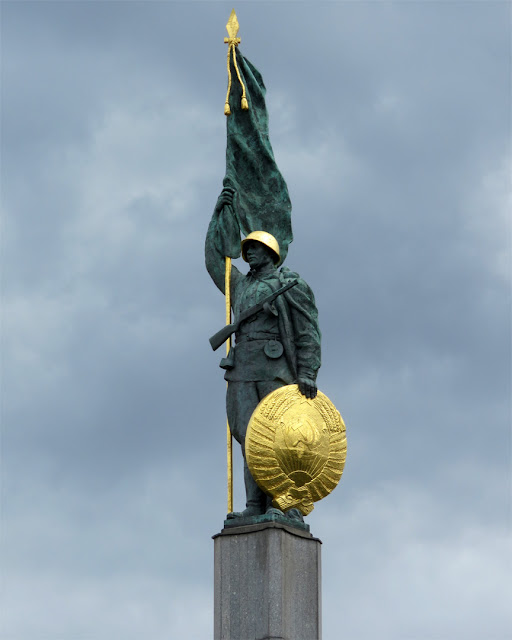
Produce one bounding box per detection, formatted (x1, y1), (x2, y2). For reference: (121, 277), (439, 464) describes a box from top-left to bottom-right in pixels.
(298, 377), (317, 399)
(215, 187), (235, 212)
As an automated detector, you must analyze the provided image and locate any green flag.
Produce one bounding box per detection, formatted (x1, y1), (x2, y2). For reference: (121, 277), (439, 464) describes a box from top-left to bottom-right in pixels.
(221, 48), (293, 265)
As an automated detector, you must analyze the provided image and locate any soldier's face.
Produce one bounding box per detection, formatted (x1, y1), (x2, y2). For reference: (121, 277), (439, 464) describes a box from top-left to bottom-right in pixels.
(245, 241), (275, 269)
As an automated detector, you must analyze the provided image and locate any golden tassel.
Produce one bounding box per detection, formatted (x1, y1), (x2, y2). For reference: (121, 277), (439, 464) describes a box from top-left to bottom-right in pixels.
(224, 42), (234, 117)
(223, 9), (248, 116)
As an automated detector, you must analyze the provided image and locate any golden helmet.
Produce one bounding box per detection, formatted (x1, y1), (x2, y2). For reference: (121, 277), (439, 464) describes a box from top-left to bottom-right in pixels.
(241, 231), (281, 265)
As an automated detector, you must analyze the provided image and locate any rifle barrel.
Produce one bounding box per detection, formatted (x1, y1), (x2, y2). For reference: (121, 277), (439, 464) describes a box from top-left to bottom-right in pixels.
(209, 279), (298, 351)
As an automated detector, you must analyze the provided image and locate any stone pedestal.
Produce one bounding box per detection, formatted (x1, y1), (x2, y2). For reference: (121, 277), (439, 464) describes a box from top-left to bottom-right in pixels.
(213, 519), (322, 640)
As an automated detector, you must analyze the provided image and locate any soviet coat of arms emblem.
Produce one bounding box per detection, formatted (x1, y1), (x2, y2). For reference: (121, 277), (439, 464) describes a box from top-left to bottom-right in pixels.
(245, 384), (347, 515)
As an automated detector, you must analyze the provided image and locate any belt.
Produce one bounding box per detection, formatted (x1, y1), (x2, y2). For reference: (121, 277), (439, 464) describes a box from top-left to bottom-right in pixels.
(236, 332), (280, 343)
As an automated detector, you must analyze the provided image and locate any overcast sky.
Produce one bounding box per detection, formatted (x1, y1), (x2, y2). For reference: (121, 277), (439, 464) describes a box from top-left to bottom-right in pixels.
(1, 1), (511, 639)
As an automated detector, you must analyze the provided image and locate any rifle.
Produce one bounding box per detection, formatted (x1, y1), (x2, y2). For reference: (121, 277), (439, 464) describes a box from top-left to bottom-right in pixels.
(209, 279), (298, 351)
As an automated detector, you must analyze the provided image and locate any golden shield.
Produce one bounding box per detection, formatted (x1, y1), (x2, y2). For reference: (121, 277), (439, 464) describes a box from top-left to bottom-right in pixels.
(245, 384), (347, 515)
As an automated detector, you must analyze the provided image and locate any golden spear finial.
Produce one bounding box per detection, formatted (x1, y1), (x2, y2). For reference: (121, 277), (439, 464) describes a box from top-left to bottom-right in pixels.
(224, 9), (248, 116)
(225, 8), (240, 43)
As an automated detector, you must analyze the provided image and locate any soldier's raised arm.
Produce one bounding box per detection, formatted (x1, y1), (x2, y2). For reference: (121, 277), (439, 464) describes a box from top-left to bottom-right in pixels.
(205, 187), (242, 294)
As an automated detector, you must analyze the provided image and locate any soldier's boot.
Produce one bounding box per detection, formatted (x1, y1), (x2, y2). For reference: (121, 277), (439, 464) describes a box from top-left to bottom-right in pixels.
(263, 495), (303, 521)
(264, 494), (284, 517)
(285, 508), (304, 522)
(226, 462), (266, 519)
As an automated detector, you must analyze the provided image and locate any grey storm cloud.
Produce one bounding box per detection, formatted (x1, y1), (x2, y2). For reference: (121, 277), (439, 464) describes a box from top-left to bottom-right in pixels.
(1, 2), (510, 639)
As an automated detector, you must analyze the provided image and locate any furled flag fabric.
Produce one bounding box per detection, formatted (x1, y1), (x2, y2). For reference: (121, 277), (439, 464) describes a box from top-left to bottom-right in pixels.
(216, 48), (293, 265)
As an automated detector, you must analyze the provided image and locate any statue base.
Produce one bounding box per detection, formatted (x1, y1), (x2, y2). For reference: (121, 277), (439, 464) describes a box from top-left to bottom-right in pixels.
(213, 520), (322, 640)
(222, 510), (310, 533)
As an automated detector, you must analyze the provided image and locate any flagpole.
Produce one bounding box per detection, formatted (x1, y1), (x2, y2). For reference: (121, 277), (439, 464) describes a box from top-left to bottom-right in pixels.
(223, 9), (244, 515)
(225, 257), (233, 513)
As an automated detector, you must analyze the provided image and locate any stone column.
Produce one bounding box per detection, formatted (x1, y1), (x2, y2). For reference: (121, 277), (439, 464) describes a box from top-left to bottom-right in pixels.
(213, 519), (322, 640)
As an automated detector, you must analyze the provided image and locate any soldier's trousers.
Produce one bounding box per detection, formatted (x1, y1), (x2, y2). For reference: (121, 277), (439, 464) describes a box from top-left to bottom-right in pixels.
(226, 380), (283, 512)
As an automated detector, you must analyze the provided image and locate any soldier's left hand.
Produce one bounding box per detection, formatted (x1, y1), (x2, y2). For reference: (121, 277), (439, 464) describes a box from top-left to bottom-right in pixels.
(298, 377), (317, 399)
(214, 187), (235, 213)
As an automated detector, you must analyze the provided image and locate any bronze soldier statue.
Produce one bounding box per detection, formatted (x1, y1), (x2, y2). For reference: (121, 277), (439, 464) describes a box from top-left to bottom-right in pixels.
(206, 187), (321, 521)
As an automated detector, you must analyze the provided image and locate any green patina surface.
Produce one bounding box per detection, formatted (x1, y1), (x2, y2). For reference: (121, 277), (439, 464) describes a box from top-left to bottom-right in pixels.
(219, 48), (293, 264)
(223, 511), (311, 533)
(205, 47), (322, 522)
